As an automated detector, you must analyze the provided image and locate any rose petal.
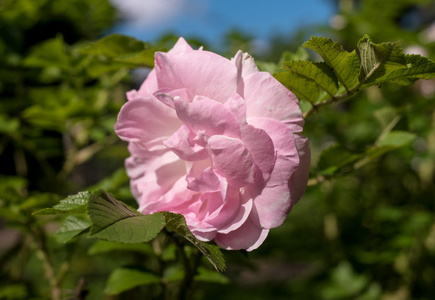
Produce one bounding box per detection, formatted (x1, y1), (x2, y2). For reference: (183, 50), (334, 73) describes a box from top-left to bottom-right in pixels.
(208, 135), (256, 188)
(174, 97), (241, 138)
(114, 96), (181, 149)
(155, 50), (237, 103)
(232, 50), (259, 95)
(244, 72), (304, 132)
(223, 93), (247, 125)
(214, 216), (269, 251)
(241, 124), (275, 181)
(186, 167), (221, 193)
(288, 133), (311, 206)
(163, 125), (209, 161)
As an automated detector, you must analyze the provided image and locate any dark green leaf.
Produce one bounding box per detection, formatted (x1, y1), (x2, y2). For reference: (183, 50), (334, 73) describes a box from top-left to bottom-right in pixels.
(161, 212), (226, 272)
(317, 144), (363, 175)
(88, 240), (154, 256)
(303, 36), (360, 91)
(54, 215), (91, 243)
(88, 190), (165, 243)
(104, 268), (160, 295)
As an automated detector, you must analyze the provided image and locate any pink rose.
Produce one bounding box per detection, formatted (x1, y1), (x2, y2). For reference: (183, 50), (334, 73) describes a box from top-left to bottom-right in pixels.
(114, 38), (310, 251)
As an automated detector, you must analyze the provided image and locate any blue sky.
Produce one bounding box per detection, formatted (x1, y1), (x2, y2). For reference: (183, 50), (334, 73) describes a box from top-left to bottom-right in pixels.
(110, 0), (336, 49)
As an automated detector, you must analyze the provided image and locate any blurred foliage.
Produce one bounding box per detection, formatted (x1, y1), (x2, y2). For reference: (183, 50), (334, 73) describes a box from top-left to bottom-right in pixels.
(1, 0), (435, 299)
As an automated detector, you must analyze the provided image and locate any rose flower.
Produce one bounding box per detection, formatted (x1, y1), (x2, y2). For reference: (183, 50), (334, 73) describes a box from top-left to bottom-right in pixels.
(115, 38), (310, 251)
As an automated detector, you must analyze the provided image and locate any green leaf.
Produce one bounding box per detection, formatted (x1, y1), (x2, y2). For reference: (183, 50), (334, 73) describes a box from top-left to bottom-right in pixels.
(32, 191), (90, 215)
(88, 190), (165, 243)
(161, 212), (226, 272)
(357, 35), (406, 85)
(54, 215), (91, 243)
(80, 34), (155, 69)
(23, 35), (70, 70)
(317, 144), (363, 175)
(88, 240), (154, 256)
(195, 267), (230, 284)
(281, 61), (339, 97)
(80, 34), (146, 58)
(274, 72), (320, 103)
(104, 268), (160, 295)
(303, 36), (360, 91)
(377, 131), (416, 148)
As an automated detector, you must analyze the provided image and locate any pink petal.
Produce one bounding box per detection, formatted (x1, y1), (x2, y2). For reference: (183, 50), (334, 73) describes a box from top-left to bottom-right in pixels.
(153, 88), (190, 109)
(223, 93), (247, 125)
(288, 133), (311, 206)
(168, 37), (194, 54)
(174, 97), (241, 138)
(241, 124), (275, 181)
(137, 69), (158, 97)
(232, 51), (259, 95)
(154, 50), (237, 103)
(163, 125), (208, 161)
(214, 216), (269, 251)
(186, 167), (221, 193)
(114, 95), (181, 149)
(244, 72), (304, 132)
(246, 117), (301, 228)
(208, 135), (256, 188)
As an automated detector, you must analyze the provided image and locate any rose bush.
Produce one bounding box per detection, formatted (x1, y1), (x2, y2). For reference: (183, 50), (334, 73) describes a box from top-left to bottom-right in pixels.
(114, 38), (310, 251)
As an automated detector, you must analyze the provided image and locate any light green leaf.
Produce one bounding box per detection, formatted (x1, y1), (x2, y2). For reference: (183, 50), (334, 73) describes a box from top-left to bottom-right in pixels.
(32, 191), (90, 215)
(303, 36), (360, 91)
(88, 190), (165, 243)
(377, 131), (416, 148)
(162, 212), (226, 272)
(54, 215), (91, 243)
(281, 61), (339, 97)
(274, 71), (320, 104)
(104, 268), (160, 295)
(357, 35), (406, 85)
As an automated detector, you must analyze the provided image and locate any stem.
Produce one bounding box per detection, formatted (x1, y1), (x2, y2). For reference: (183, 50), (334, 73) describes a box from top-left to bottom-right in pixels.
(165, 230), (202, 300)
(29, 223), (61, 300)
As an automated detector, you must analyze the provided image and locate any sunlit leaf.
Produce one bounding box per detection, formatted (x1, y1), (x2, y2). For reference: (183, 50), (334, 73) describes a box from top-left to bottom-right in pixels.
(33, 191), (90, 215)
(303, 36), (360, 91)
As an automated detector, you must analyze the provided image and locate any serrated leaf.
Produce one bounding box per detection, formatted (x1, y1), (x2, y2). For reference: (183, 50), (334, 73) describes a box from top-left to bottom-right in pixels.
(32, 191), (90, 215)
(54, 215), (91, 243)
(161, 212), (226, 272)
(357, 35), (406, 85)
(303, 36), (360, 91)
(367, 54), (435, 87)
(274, 71), (320, 103)
(88, 190), (165, 243)
(88, 240), (154, 256)
(104, 268), (160, 295)
(281, 61), (338, 97)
